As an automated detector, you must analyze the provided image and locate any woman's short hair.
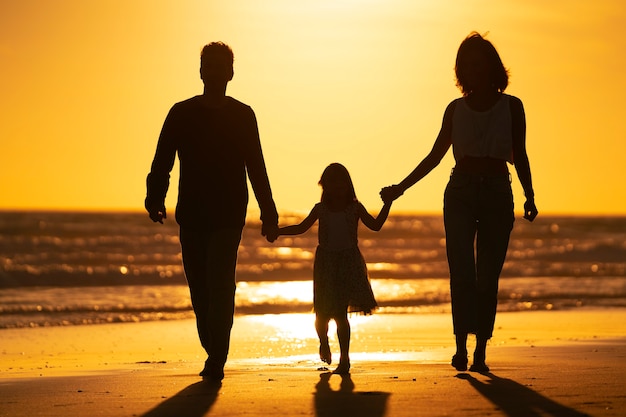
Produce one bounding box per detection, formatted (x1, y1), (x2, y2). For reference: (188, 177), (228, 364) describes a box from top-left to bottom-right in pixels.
(455, 32), (509, 95)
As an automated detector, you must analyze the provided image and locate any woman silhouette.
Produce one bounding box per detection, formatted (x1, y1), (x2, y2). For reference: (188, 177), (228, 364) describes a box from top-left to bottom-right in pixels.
(381, 32), (538, 372)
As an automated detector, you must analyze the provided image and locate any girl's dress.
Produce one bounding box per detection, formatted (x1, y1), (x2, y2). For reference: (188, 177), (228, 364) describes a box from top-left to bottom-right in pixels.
(313, 201), (378, 316)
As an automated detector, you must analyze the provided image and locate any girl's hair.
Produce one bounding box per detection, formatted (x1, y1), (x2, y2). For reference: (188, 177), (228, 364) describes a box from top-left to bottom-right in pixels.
(318, 163), (357, 204)
(455, 32), (509, 96)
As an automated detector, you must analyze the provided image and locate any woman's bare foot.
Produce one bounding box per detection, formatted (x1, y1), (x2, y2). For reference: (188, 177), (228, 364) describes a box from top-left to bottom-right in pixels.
(470, 348), (489, 373)
(451, 353), (468, 371)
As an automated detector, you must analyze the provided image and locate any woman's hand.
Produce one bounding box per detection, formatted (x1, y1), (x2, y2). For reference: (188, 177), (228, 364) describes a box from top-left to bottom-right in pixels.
(523, 199), (538, 222)
(380, 185), (404, 203)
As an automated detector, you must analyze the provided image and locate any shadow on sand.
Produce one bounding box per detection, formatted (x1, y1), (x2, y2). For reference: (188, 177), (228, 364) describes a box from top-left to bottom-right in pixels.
(140, 380), (221, 417)
(314, 372), (389, 417)
(456, 372), (589, 417)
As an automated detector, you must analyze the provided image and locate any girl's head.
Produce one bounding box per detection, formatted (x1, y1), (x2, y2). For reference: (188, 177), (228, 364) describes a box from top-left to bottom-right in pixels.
(455, 32), (509, 96)
(318, 163), (357, 204)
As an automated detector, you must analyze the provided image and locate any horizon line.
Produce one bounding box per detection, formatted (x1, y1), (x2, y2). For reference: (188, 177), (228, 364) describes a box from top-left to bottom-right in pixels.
(1, 207), (625, 218)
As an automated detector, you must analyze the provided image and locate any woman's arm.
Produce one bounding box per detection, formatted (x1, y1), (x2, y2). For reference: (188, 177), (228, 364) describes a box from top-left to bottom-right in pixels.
(381, 101), (455, 202)
(510, 96), (538, 222)
(359, 201), (392, 232)
(278, 205), (319, 236)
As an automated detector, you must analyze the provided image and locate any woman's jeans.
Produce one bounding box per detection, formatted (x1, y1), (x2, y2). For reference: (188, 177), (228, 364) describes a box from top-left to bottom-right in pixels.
(444, 171), (514, 339)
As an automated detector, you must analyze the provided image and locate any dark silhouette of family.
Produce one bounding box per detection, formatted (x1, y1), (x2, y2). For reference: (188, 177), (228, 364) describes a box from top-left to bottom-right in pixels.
(145, 33), (538, 383)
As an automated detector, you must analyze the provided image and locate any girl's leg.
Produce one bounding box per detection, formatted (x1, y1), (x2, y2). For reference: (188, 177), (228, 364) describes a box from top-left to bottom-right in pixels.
(316, 314), (332, 364)
(333, 313), (351, 374)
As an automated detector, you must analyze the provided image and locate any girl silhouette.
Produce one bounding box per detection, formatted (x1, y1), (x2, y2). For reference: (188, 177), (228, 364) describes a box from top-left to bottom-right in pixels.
(279, 163), (392, 374)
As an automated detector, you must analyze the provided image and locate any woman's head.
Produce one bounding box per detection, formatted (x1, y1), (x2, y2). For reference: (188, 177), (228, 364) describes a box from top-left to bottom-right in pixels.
(319, 163), (357, 204)
(455, 32), (509, 96)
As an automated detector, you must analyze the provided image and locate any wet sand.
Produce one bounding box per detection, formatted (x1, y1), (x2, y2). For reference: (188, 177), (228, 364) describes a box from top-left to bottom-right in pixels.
(1, 309), (625, 416)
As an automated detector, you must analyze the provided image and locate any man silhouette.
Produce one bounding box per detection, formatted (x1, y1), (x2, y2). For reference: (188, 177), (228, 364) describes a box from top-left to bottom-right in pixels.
(145, 41), (279, 381)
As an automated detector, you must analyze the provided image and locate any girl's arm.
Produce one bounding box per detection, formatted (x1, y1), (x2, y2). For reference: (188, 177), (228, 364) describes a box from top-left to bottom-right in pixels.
(358, 201), (392, 232)
(510, 96), (538, 222)
(278, 205), (319, 236)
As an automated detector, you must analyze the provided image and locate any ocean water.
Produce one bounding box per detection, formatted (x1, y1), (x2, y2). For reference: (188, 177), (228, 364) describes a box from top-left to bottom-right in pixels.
(0, 211), (625, 328)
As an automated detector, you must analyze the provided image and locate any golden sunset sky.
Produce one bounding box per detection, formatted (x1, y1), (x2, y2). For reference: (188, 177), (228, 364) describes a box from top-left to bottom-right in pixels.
(2, 0), (625, 216)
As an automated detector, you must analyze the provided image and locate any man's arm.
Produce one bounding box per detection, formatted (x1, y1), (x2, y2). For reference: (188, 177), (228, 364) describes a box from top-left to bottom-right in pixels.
(241, 107), (279, 240)
(146, 106), (178, 223)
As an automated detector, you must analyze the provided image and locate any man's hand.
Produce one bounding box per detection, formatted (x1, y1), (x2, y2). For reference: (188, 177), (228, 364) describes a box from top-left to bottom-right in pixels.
(262, 222), (279, 243)
(147, 204), (167, 224)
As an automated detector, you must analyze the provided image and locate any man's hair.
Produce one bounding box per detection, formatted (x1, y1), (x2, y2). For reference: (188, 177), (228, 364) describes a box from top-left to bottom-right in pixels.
(201, 42), (234, 67)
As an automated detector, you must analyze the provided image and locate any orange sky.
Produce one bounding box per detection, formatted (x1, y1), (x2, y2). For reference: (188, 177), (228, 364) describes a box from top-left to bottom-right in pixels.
(1, 0), (625, 215)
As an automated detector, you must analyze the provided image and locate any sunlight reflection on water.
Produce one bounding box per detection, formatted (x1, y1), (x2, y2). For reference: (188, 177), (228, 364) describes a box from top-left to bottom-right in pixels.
(234, 313), (449, 365)
(232, 351), (431, 366)
(248, 313), (317, 341)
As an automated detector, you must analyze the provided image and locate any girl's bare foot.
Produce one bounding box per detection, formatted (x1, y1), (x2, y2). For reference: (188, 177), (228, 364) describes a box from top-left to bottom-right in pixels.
(319, 342), (332, 364)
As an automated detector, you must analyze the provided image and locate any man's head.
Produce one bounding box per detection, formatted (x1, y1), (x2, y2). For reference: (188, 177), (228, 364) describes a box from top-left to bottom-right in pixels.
(200, 42), (234, 88)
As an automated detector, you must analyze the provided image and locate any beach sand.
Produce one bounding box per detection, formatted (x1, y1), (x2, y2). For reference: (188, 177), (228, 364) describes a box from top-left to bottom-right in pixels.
(1, 309), (625, 416)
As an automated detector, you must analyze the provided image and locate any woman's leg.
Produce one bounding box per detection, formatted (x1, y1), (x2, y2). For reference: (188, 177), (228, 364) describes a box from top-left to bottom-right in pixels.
(475, 206), (513, 340)
(471, 176), (514, 372)
(444, 175), (478, 371)
(452, 333), (469, 371)
(471, 337), (489, 372)
(444, 178), (479, 337)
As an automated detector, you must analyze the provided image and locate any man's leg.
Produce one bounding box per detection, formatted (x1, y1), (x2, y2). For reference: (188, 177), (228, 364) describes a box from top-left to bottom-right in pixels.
(180, 227), (241, 379)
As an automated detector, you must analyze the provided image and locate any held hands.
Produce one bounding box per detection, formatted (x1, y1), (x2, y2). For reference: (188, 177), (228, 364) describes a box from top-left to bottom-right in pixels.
(523, 199), (538, 222)
(380, 185), (404, 204)
(262, 222), (279, 243)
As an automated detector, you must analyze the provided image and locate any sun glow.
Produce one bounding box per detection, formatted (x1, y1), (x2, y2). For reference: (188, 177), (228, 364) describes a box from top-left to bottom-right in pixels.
(2, 1), (625, 214)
